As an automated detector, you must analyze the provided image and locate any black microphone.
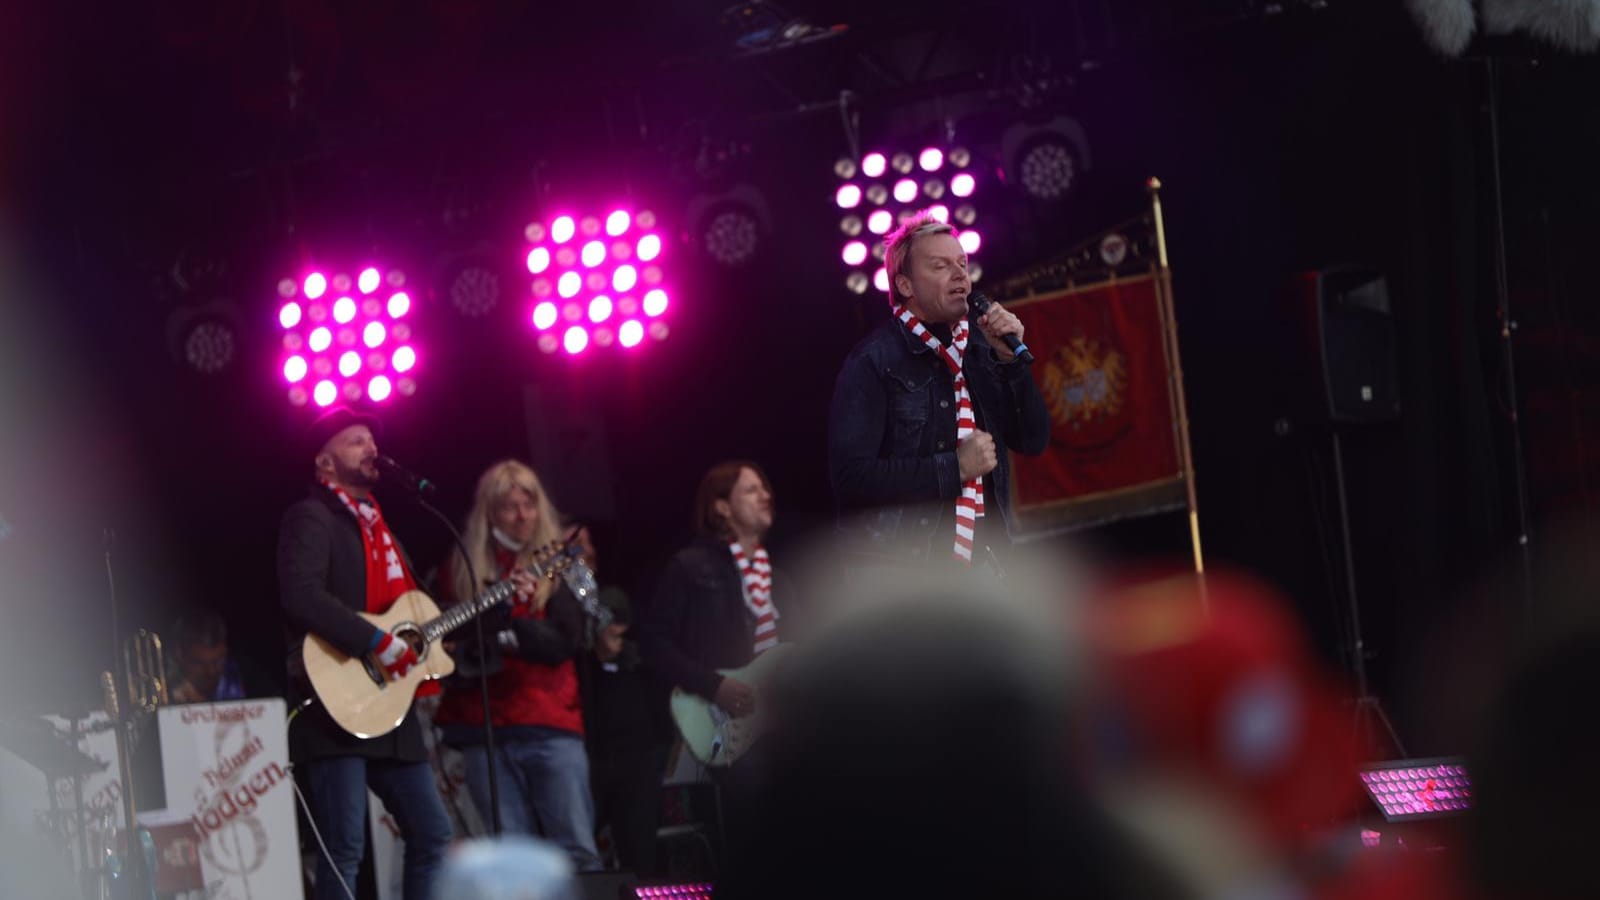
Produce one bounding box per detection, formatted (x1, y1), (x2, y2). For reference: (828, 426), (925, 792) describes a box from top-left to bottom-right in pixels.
(375, 455), (437, 498)
(968, 292), (1035, 365)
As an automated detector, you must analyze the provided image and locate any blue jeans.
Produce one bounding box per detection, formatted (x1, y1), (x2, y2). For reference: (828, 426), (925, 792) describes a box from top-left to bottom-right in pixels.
(302, 756), (453, 900)
(462, 729), (602, 871)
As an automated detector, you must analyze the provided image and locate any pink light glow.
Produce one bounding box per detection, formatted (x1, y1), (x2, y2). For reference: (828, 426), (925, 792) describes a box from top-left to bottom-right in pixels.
(606, 210), (631, 236)
(636, 234), (662, 262)
(919, 147), (944, 171)
(279, 303), (302, 329)
(874, 268), (890, 292)
(928, 204), (950, 223)
(558, 272), (581, 298)
(314, 380), (337, 407)
(283, 356), (307, 383)
(556, 247), (577, 268)
(582, 240), (607, 268)
(642, 289), (668, 317)
(564, 303), (583, 322)
(563, 326), (589, 354)
(358, 268), (381, 294)
(332, 297), (357, 324)
(551, 216), (576, 244)
(958, 230), (982, 254)
(867, 210), (894, 234)
(589, 295), (613, 323)
(841, 241), (868, 266)
(527, 247), (551, 274)
(619, 320), (644, 348)
(861, 153), (887, 178)
(364, 321), (387, 348)
(893, 179), (918, 204)
(309, 327), (332, 353)
(368, 375), (393, 402)
(304, 273), (328, 300)
(835, 184), (862, 209)
(532, 301), (559, 330)
(950, 172), (976, 197)
(579, 216), (601, 237)
(339, 351), (361, 377)
(392, 346), (417, 372)
(613, 265), (638, 293)
(387, 292), (410, 318)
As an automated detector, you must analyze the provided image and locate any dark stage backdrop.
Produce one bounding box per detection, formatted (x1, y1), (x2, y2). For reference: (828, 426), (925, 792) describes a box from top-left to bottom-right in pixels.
(4, 2), (1587, 757)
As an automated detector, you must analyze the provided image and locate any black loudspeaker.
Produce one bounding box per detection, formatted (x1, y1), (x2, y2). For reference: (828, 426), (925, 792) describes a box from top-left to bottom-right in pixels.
(1291, 265), (1402, 424)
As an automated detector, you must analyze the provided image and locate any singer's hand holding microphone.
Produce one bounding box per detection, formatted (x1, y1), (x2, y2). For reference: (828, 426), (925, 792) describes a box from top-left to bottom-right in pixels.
(968, 291), (1034, 365)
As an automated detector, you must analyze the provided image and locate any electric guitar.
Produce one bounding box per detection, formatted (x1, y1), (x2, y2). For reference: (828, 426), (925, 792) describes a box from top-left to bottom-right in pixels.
(302, 538), (595, 738)
(669, 644), (788, 768)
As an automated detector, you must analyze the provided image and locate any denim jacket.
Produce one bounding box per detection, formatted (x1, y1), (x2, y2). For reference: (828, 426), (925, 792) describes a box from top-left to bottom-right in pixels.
(828, 312), (1051, 560)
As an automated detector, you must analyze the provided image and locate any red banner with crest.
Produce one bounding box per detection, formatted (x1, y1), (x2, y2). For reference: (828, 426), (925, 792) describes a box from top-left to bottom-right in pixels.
(1008, 272), (1186, 532)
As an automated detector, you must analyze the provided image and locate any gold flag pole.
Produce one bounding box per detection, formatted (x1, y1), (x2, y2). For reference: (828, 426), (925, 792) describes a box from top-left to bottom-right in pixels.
(1147, 177), (1209, 613)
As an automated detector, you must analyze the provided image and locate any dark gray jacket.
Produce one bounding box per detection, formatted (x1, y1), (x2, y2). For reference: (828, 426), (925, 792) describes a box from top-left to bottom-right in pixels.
(639, 536), (794, 701)
(277, 487), (427, 762)
(828, 312), (1051, 561)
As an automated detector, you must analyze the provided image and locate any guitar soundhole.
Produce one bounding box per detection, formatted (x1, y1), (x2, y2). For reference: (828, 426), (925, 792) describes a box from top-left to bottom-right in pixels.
(391, 623), (427, 662)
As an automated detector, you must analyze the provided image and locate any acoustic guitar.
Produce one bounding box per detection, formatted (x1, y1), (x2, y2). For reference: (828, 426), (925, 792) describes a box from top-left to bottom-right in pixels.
(303, 538), (596, 738)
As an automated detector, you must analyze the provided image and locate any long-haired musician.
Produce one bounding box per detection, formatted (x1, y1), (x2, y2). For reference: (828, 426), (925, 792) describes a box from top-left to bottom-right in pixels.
(432, 459), (602, 872)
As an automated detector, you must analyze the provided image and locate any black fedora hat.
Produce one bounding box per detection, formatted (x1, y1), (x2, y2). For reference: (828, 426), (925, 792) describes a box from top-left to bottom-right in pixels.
(304, 405), (382, 460)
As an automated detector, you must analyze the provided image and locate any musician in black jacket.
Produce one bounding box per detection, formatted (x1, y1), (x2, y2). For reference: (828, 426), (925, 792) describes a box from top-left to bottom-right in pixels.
(276, 406), (452, 900)
(639, 460), (792, 865)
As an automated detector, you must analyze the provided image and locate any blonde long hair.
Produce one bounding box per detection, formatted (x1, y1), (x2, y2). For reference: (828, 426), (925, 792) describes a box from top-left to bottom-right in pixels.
(451, 460), (563, 605)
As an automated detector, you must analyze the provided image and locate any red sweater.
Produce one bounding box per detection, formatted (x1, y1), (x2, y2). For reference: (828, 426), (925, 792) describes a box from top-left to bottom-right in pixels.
(434, 548), (584, 737)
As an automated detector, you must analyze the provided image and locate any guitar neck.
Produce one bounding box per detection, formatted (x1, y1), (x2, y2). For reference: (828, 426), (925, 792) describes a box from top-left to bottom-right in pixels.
(419, 559), (558, 643)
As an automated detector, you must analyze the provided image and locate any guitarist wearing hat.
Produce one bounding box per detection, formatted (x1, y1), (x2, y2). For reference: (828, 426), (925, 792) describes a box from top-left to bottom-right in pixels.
(276, 406), (453, 900)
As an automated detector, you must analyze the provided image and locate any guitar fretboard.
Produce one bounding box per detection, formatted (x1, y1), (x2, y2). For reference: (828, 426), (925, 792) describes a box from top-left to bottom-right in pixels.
(420, 560), (553, 643)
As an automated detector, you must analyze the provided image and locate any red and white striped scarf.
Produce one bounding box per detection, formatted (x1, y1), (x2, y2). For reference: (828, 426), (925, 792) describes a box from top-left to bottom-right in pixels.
(897, 308), (985, 565)
(729, 542), (779, 655)
(319, 476), (417, 613)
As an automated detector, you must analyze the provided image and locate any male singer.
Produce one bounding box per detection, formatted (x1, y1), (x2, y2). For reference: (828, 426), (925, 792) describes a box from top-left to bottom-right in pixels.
(277, 406), (453, 900)
(828, 210), (1050, 566)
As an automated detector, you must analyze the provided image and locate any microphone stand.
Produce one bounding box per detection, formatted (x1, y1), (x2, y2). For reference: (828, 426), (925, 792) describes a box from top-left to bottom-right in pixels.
(103, 528), (151, 900)
(408, 495), (503, 837)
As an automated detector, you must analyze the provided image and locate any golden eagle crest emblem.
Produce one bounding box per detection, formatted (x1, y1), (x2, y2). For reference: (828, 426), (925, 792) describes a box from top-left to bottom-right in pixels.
(1040, 334), (1129, 429)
